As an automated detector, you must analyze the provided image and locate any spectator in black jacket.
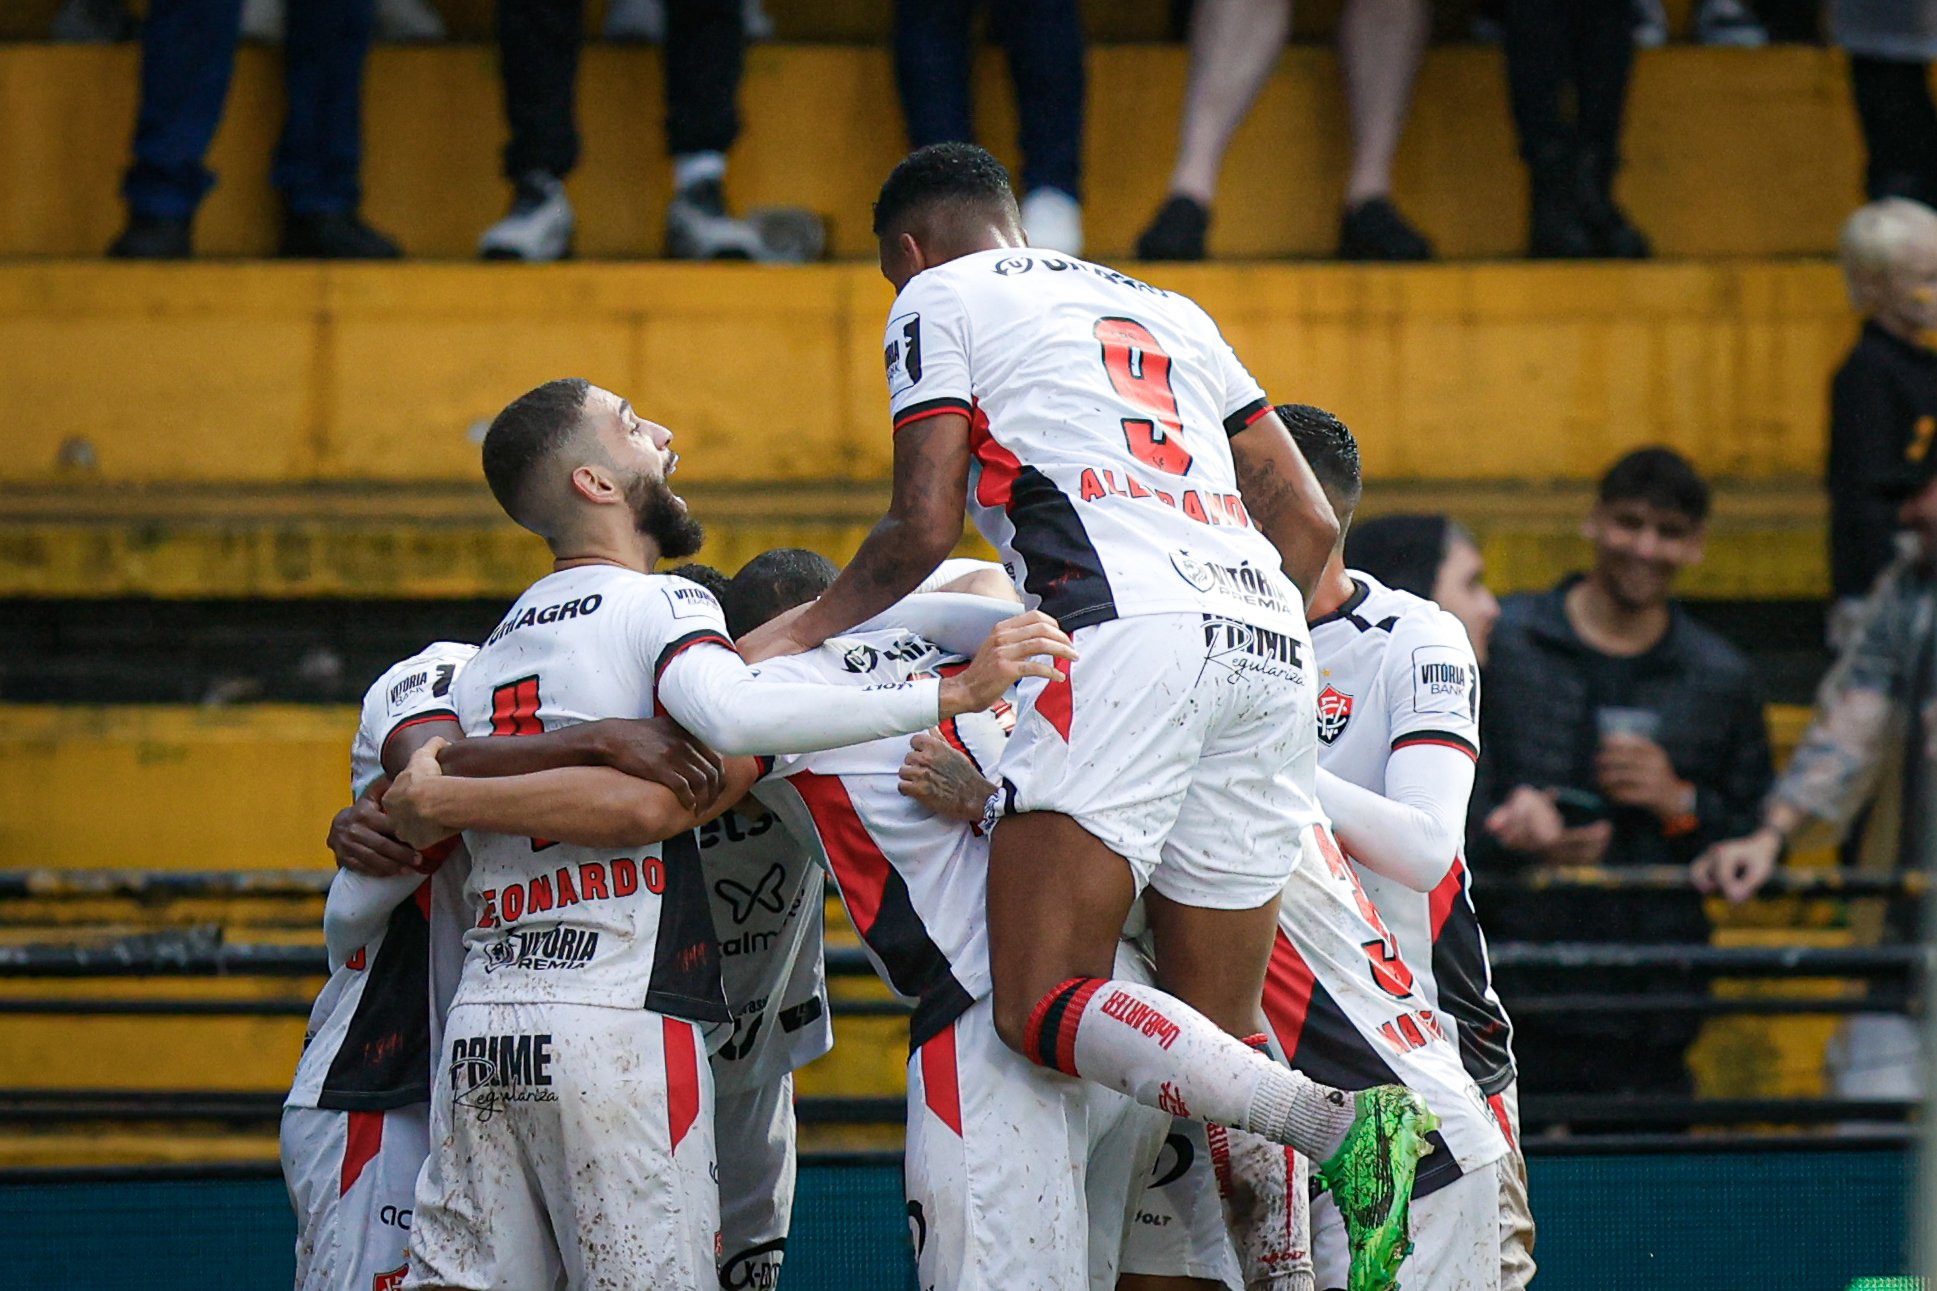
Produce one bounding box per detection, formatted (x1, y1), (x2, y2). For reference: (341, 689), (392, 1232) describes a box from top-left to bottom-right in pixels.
(1829, 198), (1937, 643)
(1472, 448), (1773, 1105)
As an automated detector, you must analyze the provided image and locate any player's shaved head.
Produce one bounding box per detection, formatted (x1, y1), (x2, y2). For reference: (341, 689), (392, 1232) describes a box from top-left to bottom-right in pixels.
(1277, 403), (1363, 533)
(482, 378), (597, 539)
(724, 548), (841, 638)
(874, 143), (1025, 288)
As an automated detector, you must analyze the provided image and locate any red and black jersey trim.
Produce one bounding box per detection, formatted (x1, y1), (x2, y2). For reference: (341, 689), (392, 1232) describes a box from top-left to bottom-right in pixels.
(1393, 729), (1479, 761)
(643, 829), (731, 1023)
(654, 630), (736, 686)
(381, 709), (460, 761)
(893, 396), (973, 432)
(1428, 868), (1518, 1094)
(1221, 397), (1274, 437)
(1009, 465), (1120, 630)
(317, 897), (433, 1111)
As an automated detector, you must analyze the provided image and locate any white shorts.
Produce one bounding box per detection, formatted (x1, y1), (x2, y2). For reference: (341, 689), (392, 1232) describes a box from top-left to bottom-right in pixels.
(282, 1103), (428, 1291)
(1314, 1160), (1503, 1291)
(405, 1001), (718, 1291)
(1115, 1120), (1248, 1287)
(1489, 1084), (1536, 1291)
(904, 979), (1172, 1289)
(715, 1072), (797, 1290)
(1000, 612), (1319, 910)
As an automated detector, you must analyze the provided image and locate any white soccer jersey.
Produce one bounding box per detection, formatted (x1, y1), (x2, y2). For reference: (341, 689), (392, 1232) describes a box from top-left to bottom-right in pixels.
(749, 630), (1006, 1048)
(289, 642), (475, 1113)
(448, 566), (733, 1023)
(701, 810), (832, 1094)
(1309, 573), (1515, 1094)
(884, 247), (1304, 634)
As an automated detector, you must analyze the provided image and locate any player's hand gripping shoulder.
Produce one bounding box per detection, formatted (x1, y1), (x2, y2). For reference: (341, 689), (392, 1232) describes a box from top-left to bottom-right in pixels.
(938, 611), (1077, 718)
(898, 729), (998, 822)
(325, 782), (422, 877)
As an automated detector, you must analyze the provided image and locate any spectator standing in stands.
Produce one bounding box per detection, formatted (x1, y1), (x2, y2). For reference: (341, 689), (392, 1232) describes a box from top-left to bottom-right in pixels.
(1346, 512), (1503, 664)
(480, 0), (814, 261)
(107, 0), (401, 258)
(1827, 199), (1937, 643)
(1696, 464), (1937, 1109)
(1133, 0), (1438, 261)
(1836, 0), (1937, 210)
(1472, 449), (1772, 1104)
(1500, 0), (1649, 258)
(891, 0), (1087, 254)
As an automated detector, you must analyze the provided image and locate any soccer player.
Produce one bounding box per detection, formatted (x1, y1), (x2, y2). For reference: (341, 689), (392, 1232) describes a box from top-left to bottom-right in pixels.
(1272, 406), (1528, 1289)
(284, 641), (475, 1291)
(746, 141), (1435, 1277)
(399, 378), (1065, 1290)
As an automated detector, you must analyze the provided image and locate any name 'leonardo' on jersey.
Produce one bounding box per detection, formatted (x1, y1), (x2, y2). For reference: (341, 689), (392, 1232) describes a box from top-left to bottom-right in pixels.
(883, 247), (1304, 634)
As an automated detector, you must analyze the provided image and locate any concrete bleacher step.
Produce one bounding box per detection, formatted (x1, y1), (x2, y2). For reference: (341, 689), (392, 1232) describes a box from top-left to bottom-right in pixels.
(0, 43), (1885, 260)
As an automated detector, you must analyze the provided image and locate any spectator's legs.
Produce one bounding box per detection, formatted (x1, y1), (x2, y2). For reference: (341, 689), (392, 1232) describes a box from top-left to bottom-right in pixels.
(273, 0), (375, 216)
(1500, 0), (1591, 257)
(120, 0), (244, 223)
(892, 0), (979, 149)
(498, 0), (583, 183)
(665, 0), (744, 177)
(1849, 55), (1937, 210)
(1134, 0), (1289, 260)
(1567, 0), (1647, 256)
(991, 0), (1085, 252)
(1336, 0), (1433, 260)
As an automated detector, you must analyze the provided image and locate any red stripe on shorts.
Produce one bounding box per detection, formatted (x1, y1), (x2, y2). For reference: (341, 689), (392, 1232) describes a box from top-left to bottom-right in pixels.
(1487, 1092), (1518, 1153)
(919, 1022), (964, 1137)
(340, 1109), (385, 1196)
(1428, 856), (1465, 941)
(665, 1017), (701, 1153)
(1033, 655), (1075, 742)
(1261, 930), (1317, 1058)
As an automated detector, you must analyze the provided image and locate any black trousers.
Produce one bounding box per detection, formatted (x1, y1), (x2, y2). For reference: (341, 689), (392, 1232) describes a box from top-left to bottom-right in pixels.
(1499, 0), (1634, 166)
(496, 0), (742, 182)
(892, 0), (1085, 200)
(1850, 55), (1937, 209)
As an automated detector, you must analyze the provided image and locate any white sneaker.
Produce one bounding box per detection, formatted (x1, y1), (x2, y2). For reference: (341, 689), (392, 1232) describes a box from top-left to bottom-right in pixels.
(665, 180), (764, 260)
(1695, 0), (1768, 46)
(603, 0), (664, 41)
(1632, 0), (1667, 47)
(479, 173), (574, 262)
(240, 0), (284, 42)
(377, 0), (447, 42)
(1021, 187), (1083, 256)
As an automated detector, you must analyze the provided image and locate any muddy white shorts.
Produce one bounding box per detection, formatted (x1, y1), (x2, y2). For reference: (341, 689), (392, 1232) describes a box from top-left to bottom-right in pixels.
(1114, 1119), (1253, 1287)
(1489, 1083), (1536, 1290)
(714, 1071), (797, 1290)
(405, 1001), (717, 1291)
(1314, 1159), (1503, 1291)
(1000, 612), (1320, 910)
(282, 1103), (428, 1291)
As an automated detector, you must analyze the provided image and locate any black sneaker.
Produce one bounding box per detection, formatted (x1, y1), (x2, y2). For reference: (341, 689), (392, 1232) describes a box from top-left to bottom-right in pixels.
(107, 212), (191, 259)
(279, 211), (403, 260)
(1338, 198), (1434, 261)
(1135, 194), (1210, 261)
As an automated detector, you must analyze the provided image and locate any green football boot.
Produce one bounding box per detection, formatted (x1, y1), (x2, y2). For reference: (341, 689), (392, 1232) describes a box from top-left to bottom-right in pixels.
(1313, 1085), (1439, 1291)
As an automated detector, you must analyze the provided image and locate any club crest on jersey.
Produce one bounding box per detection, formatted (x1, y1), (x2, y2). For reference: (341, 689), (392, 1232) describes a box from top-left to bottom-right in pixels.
(1316, 685), (1355, 745)
(373, 1265), (407, 1291)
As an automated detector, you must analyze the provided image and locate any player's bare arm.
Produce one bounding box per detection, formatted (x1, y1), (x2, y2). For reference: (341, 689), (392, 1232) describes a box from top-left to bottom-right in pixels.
(387, 737), (765, 851)
(897, 729), (997, 821)
(436, 713), (725, 812)
(742, 415), (973, 656)
(326, 784), (418, 877)
(1229, 409), (1341, 598)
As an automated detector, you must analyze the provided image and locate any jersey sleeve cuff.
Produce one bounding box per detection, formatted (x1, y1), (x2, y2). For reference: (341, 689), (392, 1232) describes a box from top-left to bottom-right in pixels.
(893, 397), (973, 432)
(1392, 729), (1479, 761)
(654, 630), (737, 685)
(1222, 398), (1273, 437)
(380, 709), (460, 761)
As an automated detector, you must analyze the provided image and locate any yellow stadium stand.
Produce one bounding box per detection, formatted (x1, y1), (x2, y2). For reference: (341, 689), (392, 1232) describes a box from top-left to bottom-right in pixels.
(0, 44), (1888, 261)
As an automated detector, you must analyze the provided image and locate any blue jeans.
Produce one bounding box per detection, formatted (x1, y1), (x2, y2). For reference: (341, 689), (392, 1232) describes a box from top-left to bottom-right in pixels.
(121, 0), (377, 219)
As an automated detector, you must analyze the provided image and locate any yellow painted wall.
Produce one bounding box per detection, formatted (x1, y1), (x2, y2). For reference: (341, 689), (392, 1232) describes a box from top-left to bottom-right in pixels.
(0, 260), (1857, 487)
(0, 44), (1879, 261)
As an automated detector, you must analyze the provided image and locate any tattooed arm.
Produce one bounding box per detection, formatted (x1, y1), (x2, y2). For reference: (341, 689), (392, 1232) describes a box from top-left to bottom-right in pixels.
(1229, 408), (1340, 600)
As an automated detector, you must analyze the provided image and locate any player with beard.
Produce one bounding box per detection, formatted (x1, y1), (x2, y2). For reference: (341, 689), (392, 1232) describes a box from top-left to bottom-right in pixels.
(398, 379), (1067, 1291)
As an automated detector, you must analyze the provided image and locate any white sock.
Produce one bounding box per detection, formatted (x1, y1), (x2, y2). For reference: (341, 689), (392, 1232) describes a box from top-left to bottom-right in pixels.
(672, 151), (726, 192)
(1027, 977), (1355, 1157)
